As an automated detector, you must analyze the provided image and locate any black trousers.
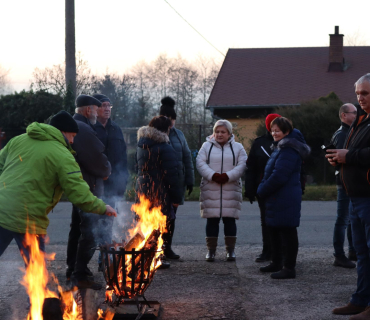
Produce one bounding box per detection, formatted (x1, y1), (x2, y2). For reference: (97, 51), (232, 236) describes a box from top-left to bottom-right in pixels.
(269, 226), (298, 270)
(66, 205), (113, 280)
(206, 217), (237, 237)
(257, 196), (271, 253)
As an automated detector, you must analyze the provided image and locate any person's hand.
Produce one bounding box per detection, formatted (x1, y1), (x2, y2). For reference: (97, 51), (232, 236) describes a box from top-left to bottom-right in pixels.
(212, 173), (222, 184)
(173, 203), (179, 208)
(219, 173), (229, 184)
(248, 196), (256, 204)
(326, 149), (348, 164)
(105, 205), (117, 217)
(187, 185), (193, 196)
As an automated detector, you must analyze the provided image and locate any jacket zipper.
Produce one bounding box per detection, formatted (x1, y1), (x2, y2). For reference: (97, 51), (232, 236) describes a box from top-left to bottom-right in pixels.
(220, 145), (224, 218)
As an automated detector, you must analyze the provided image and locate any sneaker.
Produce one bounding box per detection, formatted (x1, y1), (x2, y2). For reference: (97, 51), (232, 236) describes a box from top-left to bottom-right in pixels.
(348, 251), (358, 262)
(349, 306), (370, 319)
(255, 252), (271, 263)
(334, 255), (356, 268)
(271, 267), (296, 279)
(332, 302), (366, 315)
(259, 262), (282, 273)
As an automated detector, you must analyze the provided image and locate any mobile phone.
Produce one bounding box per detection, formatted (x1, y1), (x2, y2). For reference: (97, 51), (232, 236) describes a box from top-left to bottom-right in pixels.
(321, 144), (336, 152)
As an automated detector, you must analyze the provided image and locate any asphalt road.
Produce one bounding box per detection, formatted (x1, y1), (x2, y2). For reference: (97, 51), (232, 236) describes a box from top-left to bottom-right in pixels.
(46, 200), (340, 248)
(2, 201), (357, 320)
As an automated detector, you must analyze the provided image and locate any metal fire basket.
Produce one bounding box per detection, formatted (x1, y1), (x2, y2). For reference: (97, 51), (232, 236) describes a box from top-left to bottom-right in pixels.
(99, 243), (161, 306)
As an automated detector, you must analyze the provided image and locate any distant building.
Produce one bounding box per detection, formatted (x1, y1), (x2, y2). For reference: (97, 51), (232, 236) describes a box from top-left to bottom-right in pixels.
(207, 26), (370, 147)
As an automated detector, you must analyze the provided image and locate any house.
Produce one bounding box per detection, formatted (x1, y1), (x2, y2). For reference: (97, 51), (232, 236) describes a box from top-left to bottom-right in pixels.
(207, 26), (370, 147)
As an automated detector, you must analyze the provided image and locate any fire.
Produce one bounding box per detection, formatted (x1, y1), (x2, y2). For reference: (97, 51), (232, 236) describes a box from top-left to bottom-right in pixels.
(20, 232), (79, 320)
(104, 194), (168, 302)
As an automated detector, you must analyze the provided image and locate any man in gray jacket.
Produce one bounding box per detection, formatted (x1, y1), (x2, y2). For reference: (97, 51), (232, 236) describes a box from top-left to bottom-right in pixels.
(66, 94), (111, 290)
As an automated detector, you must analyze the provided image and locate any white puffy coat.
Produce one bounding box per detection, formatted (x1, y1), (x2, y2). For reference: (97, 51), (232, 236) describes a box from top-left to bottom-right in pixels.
(196, 135), (247, 219)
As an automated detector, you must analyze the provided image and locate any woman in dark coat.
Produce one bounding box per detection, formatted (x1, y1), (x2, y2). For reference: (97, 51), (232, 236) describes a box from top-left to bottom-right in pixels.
(136, 116), (182, 218)
(257, 117), (310, 279)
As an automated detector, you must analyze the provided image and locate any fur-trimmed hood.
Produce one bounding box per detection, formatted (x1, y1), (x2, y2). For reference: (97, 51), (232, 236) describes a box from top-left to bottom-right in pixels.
(137, 126), (169, 147)
(273, 128), (311, 159)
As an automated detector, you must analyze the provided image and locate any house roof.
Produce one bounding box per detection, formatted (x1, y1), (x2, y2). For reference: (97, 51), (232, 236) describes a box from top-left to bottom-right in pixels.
(207, 47), (370, 108)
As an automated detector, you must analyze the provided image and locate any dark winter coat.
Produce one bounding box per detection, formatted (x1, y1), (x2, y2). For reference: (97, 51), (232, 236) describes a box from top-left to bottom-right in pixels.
(257, 130), (310, 228)
(72, 114), (111, 198)
(342, 110), (370, 197)
(329, 122), (350, 186)
(244, 132), (274, 199)
(95, 118), (129, 198)
(135, 126), (182, 216)
(169, 127), (195, 205)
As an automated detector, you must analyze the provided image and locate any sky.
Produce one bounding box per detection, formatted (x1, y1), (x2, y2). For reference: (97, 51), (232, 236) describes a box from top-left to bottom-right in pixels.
(1, 0), (370, 92)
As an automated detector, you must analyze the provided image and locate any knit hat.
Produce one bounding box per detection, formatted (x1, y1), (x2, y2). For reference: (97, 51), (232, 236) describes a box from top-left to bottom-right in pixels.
(92, 94), (111, 104)
(75, 94), (102, 108)
(50, 111), (79, 133)
(159, 96), (177, 120)
(265, 113), (281, 132)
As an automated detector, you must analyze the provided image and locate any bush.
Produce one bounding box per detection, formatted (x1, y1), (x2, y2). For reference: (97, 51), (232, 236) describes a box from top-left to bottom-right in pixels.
(255, 92), (343, 184)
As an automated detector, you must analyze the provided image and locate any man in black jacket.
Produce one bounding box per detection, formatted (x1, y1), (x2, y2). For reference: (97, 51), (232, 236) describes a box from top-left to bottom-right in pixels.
(245, 114), (281, 262)
(66, 94), (111, 290)
(93, 93), (129, 270)
(330, 103), (357, 269)
(328, 74), (370, 318)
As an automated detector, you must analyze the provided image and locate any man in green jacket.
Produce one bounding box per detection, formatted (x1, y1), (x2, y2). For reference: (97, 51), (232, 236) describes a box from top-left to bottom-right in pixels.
(0, 111), (117, 265)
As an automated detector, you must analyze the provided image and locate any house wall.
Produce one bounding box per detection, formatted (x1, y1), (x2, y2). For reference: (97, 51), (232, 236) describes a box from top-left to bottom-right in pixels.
(228, 118), (263, 151)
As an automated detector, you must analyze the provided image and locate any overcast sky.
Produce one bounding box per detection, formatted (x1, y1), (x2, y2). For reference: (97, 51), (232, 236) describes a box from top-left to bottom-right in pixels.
(1, 0), (369, 91)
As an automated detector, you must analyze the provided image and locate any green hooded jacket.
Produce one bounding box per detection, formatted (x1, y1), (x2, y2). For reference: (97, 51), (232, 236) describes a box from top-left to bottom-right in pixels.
(0, 122), (107, 234)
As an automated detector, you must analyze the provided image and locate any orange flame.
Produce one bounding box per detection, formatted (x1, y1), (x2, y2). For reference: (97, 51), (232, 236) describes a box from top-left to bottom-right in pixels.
(20, 232), (79, 320)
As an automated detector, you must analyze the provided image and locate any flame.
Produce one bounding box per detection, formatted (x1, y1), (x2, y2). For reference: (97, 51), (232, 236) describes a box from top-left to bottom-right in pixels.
(97, 308), (115, 320)
(20, 231), (79, 320)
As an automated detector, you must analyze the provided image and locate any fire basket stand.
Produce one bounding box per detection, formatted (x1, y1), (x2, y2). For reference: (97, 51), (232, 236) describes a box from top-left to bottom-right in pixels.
(99, 230), (162, 319)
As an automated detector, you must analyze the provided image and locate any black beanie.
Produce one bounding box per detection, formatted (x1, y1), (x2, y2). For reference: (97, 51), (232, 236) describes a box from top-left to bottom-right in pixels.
(93, 94), (111, 104)
(50, 111), (79, 133)
(159, 96), (177, 120)
(75, 94), (102, 108)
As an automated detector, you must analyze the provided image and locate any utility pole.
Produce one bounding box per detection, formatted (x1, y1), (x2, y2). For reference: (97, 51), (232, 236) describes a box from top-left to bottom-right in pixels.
(65, 0), (76, 112)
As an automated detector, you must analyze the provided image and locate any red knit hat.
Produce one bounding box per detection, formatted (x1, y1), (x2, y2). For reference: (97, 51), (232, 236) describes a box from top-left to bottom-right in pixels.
(265, 113), (281, 132)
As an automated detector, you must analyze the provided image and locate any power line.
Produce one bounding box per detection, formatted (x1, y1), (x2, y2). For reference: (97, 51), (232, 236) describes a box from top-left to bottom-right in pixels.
(163, 0), (226, 57)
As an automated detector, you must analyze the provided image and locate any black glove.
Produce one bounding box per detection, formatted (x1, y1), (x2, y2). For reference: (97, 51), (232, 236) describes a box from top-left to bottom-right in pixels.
(187, 185), (193, 196)
(248, 196), (256, 204)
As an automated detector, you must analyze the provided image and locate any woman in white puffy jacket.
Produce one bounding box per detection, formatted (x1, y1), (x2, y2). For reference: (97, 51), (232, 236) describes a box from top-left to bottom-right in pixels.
(196, 120), (247, 262)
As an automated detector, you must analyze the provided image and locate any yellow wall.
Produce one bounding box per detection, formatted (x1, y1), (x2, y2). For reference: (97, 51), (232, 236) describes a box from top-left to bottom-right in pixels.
(229, 118), (263, 151)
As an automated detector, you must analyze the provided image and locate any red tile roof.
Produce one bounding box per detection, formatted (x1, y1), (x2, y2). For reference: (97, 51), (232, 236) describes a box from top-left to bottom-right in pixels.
(207, 47), (370, 108)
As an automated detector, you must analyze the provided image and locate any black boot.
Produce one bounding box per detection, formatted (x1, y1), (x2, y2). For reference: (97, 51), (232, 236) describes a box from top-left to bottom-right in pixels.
(271, 267), (296, 279)
(255, 251), (271, 263)
(163, 219), (180, 259)
(260, 262), (282, 272)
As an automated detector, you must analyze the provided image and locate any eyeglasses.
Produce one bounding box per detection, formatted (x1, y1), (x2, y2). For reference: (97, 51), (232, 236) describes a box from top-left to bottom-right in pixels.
(101, 105), (112, 109)
(344, 111), (357, 115)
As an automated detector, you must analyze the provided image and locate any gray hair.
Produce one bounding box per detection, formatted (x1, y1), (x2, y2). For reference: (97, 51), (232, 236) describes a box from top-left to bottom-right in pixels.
(355, 73), (370, 87)
(75, 105), (95, 114)
(213, 119), (233, 134)
(339, 103), (356, 120)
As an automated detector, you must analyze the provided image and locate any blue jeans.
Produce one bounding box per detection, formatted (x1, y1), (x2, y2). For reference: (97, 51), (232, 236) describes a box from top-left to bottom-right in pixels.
(349, 197), (370, 307)
(0, 225), (46, 264)
(333, 186), (354, 257)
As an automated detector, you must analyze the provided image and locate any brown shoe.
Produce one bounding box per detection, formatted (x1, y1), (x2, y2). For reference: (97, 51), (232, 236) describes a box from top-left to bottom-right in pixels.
(332, 303), (367, 315)
(349, 306), (370, 320)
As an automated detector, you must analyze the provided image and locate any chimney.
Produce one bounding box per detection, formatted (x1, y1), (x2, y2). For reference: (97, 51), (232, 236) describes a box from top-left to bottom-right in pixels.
(328, 26), (344, 72)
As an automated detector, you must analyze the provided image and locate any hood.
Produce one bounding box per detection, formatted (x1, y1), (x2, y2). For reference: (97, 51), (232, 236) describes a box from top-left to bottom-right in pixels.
(137, 126), (169, 148)
(275, 128), (311, 159)
(27, 122), (67, 145)
(206, 134), (236, 148)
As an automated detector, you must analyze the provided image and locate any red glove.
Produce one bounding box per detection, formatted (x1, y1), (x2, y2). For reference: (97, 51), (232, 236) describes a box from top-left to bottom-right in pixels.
(219, 173), (229, 184)
(212, 173), (222, 184)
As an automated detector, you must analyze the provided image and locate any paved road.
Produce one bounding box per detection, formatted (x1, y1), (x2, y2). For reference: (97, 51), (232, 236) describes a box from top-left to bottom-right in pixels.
(46, 200), (340, 247)
(2, 201), (356, 320)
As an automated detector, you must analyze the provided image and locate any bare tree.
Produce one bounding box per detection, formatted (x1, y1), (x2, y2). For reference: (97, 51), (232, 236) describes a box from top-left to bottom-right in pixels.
(0, 65), (11, 95)
(344, 29), (369, 46)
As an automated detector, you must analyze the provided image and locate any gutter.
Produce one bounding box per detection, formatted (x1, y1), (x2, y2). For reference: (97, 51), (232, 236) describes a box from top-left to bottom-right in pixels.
(207, 104), (301, 110)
